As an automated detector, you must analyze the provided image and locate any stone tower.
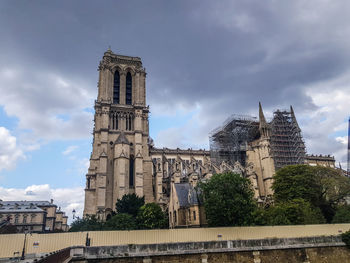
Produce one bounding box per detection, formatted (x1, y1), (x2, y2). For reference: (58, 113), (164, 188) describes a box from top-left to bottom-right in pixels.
(84, 49), (153, 219)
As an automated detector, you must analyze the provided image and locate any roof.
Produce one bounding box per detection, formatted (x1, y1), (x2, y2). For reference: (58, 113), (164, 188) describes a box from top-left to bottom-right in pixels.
(0, 201), (56, 207)
(174, 183), (199, 207)
(0, 201), (44, 213)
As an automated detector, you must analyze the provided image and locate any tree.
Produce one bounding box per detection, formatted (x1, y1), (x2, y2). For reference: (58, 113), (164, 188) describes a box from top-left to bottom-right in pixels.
(116, 193), (145, 218)
(332, 205), (350, 223)
(342, 230), (350, 249)
(69, 215), (104, 232)
(266, 199), (325, 225)
(198, 172), (256, 227)
(272, 165), (350, 222)
(272, 165), (322, 206)
(104, 213), (137, 230)
(0, 224), (18, 234)
(136, 203), (168, 229)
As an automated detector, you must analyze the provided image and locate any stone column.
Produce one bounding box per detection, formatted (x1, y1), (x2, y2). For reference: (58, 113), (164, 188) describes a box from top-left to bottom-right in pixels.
(120, 72), (126, 105)
(201, 254), (208, 263)
(139, 72), (146, 106)
(135, 72), (140, 105)
(156, 160), (163, 202)
(134, 110), (144, 197)
(113, 141), (130, 204)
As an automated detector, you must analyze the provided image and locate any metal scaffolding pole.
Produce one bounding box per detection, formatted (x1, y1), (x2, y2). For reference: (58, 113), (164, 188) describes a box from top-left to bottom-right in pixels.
(270, 109), (306, 170)
(209, 115), (259, 166)
(347, 117), (350, 176)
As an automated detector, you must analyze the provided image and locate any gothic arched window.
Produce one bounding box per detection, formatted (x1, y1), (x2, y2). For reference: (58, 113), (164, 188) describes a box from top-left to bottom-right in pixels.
(126, 72), (132, 105)
(129, 155), (134, 187)
(113, 71), (120, 104)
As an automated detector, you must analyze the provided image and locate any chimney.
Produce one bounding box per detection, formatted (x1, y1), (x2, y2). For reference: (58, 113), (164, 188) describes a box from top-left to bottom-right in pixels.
(50, 199), (53, 204)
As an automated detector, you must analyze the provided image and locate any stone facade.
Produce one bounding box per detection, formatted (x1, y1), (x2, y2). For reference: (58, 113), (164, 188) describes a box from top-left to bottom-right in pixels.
(83, 50), (292, 220)
(84, 50), (336, 224)
(305, 154), (336, 168)
(84, 49), (152, 220)
(0, 200), (69, 233)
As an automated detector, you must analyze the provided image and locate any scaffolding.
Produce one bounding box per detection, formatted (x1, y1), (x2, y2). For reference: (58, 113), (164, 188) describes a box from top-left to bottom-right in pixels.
(347, 117), (350, 176)
(270, 109), (306, 170)
(209, 115), (259, 166)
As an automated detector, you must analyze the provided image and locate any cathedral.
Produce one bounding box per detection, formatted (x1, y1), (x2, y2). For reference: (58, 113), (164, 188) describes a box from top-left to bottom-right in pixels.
(83, 50), (335, 226)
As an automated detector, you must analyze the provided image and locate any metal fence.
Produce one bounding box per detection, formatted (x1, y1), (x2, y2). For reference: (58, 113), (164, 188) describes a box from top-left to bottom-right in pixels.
(1, 224), (350, 258)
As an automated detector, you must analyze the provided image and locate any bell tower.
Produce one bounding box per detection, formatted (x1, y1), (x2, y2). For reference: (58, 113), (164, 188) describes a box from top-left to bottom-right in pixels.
(84, 49), (153, 219)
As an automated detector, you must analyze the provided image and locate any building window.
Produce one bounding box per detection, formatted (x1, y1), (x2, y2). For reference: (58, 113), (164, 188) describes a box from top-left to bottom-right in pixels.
(113, 71), (120, 104)
(87, 177), (91, 189)
(125, 114), (133, 131)
(193, 211), (196, 221)
(14, 215), (19, 224)
(23, 215), (27, 224)
(188, 210), (191, 221)
(110, 112), (119, 130)
(129, 155), (134, 187)
(126, 72), (132, 105)
(174, 210), (177, 223)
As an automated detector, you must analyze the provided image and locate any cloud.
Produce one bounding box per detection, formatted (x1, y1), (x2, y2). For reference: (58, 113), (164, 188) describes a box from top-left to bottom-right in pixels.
(0, 184), (84, 224)
(0, 1), (349, 177)
(62, 145), (78, 156)
(0, 127), (24, 171)
(0, 68), (95, 142)
(336, 136), (348, 145)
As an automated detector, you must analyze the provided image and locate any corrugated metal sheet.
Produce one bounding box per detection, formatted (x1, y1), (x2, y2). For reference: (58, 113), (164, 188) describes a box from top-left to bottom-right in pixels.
(1, 224), (350, 258)
(0, 233), (24, 258)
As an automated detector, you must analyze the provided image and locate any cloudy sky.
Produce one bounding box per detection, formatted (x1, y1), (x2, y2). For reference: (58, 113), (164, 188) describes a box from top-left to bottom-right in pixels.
(0, 0), (349, 222)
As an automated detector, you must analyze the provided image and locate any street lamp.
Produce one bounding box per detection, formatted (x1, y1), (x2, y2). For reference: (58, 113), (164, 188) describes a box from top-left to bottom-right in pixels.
(21, 229), (31, 260)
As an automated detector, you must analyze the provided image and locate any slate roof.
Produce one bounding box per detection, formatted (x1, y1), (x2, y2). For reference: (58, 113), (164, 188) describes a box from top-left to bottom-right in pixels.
(174, 183), (199, 208)
(0, 201), (45, 213)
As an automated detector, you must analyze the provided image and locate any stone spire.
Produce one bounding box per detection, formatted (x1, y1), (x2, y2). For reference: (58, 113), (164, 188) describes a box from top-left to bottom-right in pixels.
(259, 102), (267, 126)
(259, 102), (270, 138)
(290, 105), (301, 131)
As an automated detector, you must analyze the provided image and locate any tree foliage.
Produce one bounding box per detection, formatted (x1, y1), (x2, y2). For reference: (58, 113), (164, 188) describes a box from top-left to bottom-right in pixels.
(263, 199), (325, 225)
(137, 203), (168, 229)
(0, 224), (18, 234)
(199, 172), (256, 227)
(332, 205), (350, 223)
(104, 213), (137, 230)
(342, 230), (350, 249)
(273, 165), (350, 222)
(69, 215), (104, 232)
(273, 165), (322, 206)
(116, 193), (145, 218)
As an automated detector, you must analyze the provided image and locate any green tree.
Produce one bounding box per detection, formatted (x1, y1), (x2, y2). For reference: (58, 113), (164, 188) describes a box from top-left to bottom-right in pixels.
(0, 224), (18, 234)
(265, 199), (325, 225)
(116, 193), (145, 218)
(342, 230), (350, 249)
(69, 215), (104, 232)
(104, 213), (137, 230)
(198, 172), (256, 227)
(332, 205), (350, 223)
(137, 203), (168, 229)
(273, 165), (322, 206)
(272, 165), (350, 222)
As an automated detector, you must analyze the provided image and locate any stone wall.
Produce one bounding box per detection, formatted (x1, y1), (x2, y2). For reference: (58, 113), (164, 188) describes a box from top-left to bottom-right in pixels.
(74, 247), (350, 263)
(69, 236), (350, 263)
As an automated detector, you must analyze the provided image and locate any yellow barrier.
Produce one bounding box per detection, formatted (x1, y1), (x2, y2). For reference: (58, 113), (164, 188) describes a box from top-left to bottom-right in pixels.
(1, 224), (350, 258)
